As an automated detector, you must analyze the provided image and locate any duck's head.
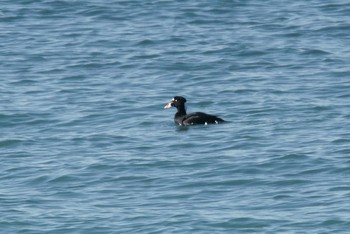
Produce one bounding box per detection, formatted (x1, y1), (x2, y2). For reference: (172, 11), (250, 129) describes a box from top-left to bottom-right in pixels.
(164, 96), (187, 109)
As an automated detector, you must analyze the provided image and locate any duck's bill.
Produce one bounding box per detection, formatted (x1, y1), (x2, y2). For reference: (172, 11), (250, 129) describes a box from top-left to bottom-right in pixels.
(164, 102), (172, 109)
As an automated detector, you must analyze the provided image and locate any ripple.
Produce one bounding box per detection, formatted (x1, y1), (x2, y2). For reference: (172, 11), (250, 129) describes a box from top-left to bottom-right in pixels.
(0, 139), (23, 147)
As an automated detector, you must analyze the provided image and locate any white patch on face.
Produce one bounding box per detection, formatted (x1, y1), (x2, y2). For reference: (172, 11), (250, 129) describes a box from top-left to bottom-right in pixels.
(215, 120), (218, 124)
(205, 122), (208, 125)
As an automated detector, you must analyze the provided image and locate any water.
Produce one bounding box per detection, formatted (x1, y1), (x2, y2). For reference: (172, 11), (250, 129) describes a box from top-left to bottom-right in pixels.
(1, 0), (350, 233)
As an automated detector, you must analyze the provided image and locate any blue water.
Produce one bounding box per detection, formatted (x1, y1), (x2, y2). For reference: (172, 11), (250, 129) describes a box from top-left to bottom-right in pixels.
(1, 0), (350, 233)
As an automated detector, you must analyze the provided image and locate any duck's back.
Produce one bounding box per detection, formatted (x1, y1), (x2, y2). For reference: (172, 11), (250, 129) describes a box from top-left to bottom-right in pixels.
(181, 112), (224, 126)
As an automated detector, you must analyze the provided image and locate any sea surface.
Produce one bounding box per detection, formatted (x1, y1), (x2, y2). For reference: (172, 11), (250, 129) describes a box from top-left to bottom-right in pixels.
(1, 0), (350, 233)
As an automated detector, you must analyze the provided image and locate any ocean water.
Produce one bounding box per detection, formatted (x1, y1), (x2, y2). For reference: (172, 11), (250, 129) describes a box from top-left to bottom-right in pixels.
(1, 0), (350, 233)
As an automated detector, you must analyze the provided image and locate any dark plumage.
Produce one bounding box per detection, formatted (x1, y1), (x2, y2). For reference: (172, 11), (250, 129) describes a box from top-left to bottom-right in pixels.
(164, 96), (225, 126)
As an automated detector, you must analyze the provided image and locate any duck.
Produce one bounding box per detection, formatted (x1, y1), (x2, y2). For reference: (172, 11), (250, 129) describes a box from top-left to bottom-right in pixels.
(164, 96), (225, 126)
